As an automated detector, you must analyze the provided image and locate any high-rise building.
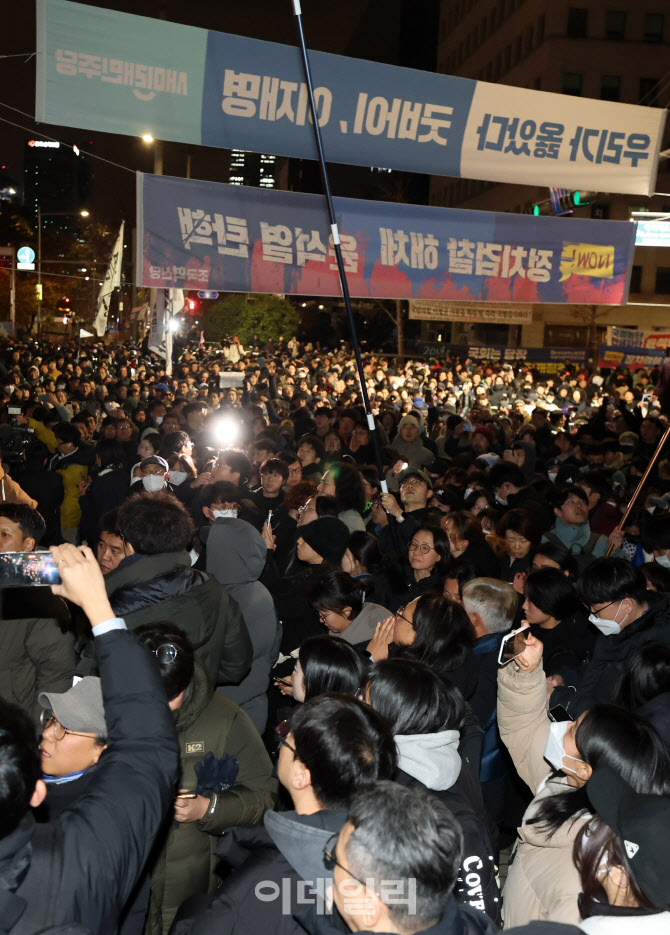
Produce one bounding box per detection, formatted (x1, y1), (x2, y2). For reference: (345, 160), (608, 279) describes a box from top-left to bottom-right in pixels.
(228, 150), (280, 188)
(24, 139), (91, 232)
(428, 1), (670, 350)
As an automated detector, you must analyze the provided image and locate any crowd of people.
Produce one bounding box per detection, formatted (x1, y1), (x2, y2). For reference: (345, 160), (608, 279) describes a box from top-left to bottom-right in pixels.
(0, 331), (669, 935)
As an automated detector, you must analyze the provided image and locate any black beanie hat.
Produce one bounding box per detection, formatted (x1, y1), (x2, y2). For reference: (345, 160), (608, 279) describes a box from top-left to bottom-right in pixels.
(299, 517), (350, 565)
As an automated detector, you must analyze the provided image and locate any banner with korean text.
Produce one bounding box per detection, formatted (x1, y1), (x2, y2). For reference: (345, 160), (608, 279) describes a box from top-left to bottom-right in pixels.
(136, 173), (637, 305)
(38, 0), (666, 196)
(606, 326), (670, 350)
(598, 345), (665, 370)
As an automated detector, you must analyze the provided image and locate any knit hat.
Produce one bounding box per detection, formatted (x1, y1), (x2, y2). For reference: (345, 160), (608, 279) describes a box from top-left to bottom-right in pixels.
(398, 414), (421, 431)
(39, 677), (107, 739)
(299, 517), (350, 565)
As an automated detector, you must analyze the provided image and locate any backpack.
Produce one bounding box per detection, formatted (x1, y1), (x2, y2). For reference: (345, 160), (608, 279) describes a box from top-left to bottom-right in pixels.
(543, 530), (602, 573)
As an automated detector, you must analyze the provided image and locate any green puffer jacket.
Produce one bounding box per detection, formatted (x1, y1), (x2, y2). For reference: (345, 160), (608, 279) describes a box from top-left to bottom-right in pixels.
(146, 659), (278, 935)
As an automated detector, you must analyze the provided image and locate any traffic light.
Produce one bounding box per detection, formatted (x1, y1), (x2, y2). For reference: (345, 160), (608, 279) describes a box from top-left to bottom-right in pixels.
(187, 299), (196, 311)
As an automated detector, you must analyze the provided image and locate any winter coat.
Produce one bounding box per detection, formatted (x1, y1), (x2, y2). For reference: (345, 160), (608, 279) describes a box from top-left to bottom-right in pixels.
(0, 615), (75, 726)
(551, 592), (670, 717)
(336, 602), (390, 645)
(261, 557), (326, 656)
(146, 659), (277, 935)
(390, 434), (434, 470)
(579, 908), (670, 935)
(0, 628), (179, 935)
(169, 808), (347, 935)
(49, 446), (95, 530)
(0, 462), (37, 508)
(497, 663), (587, 927)
(78, 465), (129, 546)
(205, 518), (282, 733)
(105, 551), (252, 688)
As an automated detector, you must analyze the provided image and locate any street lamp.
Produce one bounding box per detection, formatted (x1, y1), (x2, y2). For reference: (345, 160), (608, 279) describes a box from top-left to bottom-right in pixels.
(140, 132), (163, 175)
(36, 207), (91, 332)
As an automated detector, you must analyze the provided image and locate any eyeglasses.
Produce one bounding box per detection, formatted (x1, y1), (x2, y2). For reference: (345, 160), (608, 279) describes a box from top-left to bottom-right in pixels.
(40, 712), (98, 742)
(323, 833), (375, 891)
(274, 719), (296, 754)
(408, 542), (435, 554)
(155, 643), (178, 664)
(288, 466), (302, 475)
(393, 606), (414, 626)
(587, 598), (619, 618)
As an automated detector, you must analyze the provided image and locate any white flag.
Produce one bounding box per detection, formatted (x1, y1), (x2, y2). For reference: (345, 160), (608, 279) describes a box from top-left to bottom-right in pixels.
(79, 328), (94, 338)
(93, 221), (124, 337)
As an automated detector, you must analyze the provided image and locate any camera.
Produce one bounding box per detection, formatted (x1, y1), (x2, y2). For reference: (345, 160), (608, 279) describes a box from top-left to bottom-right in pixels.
(2, 408), (34, 465)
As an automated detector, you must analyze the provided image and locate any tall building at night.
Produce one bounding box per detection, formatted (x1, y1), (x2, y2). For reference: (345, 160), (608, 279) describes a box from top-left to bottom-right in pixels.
(428, 1), (670, 349)
(23, 139), (91, 232)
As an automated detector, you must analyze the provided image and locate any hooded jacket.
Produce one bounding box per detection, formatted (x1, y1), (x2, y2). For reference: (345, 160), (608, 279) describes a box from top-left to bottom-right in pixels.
(497, 663), (587, 927)
(169, 809), (347, 935)
(336, 602), (390, 646)
(105, 551), (252, 688)
(48, 445), (96, 530)
(205, 518), (282, 733)
(146, 659), (277, 935)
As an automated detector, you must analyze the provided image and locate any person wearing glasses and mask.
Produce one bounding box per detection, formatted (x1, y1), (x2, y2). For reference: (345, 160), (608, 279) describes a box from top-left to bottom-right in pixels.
(549, 558), (670, 719)
(133, 621), (277, 935)
(170, 695), (396, 935)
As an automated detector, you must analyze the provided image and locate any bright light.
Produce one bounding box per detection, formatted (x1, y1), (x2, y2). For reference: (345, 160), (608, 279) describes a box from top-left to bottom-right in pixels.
(142, 133), (154, 143)
(73, 145), (80, 156)
(80, 210), (89, 217)
(169, 319), (181, 333)
(215, 417), (239, 446)
(301, 302), (307, 308)
(187, 299), (196, 310)
(318, 304), (325, 310)
(85, 277), (89, 281)
(8, 188), (15, 195)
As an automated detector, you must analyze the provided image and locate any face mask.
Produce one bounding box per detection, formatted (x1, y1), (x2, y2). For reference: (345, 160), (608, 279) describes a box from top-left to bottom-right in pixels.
(212, 508), (238, 519)
(548, 472), (558, 483)
(495, 494), (508, 506)
(154, 415), (164, 425)
(656, 551), (670, 569)
(169, 470), (188, 486)
(142, 474), (166, 492)
(588, 599), (629, 637)
(543, 721), (584, 775)
(464, 487), (474, 499)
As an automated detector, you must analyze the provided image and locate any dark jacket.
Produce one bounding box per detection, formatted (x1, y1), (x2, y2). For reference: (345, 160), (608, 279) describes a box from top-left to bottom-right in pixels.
(452, 542), (500, 579)
(170, 809), (347, 935)
(0, 615), (75, 727)
(147, 659), (277, 935)
(551, 592), (670, 717)
(261, 557), (326, 656)
(388, 569), (444, 613)
(205, 518), (281, 733)
(105, 551), (252, 688)
(0, 628), (179, 935)
(79, 465), (129, 546)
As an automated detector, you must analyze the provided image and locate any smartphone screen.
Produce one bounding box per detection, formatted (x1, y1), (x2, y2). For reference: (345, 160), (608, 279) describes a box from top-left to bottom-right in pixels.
(0, 552), (61, 587)
(498, 626), (530, 666)
(548, 705), (574, 723)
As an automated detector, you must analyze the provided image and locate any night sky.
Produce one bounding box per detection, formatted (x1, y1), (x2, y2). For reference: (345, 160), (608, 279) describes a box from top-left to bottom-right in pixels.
(1, 0), (413, 227)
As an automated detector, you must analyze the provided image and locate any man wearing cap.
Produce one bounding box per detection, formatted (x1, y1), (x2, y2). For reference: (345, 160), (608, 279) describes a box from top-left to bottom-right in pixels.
(378, 467), (434, 553)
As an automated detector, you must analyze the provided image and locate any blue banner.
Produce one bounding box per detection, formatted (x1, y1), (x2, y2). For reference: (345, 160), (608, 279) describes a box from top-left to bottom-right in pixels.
(599, 345), (665, 369)
(37, 0), (667, 196)
(137, 173), (637, 305)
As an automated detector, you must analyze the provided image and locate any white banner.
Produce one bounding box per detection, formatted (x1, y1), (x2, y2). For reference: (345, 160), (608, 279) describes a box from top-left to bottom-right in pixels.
(408, 300), (533, 324)
(93, 221), (123, 337)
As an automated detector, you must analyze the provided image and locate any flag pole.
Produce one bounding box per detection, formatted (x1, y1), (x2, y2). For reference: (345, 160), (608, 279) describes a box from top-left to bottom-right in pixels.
(290, 1), (397, 531)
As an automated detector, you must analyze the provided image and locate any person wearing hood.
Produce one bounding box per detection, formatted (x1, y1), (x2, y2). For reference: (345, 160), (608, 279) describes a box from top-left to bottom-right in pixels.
(311, 569), (390, 649)
(205, 517), (281, 733)
(129, 455), (177, 496)
(134, 622), (277, 935)
(390, 414), (434, 470)
(169, 694), (397, 935)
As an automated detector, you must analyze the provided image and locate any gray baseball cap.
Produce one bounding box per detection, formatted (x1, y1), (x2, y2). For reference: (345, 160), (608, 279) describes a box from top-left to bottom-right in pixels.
(39, 677), (107, 739)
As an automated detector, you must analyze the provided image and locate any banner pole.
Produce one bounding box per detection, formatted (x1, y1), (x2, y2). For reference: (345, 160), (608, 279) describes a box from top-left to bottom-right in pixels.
(605, 423), (670, 557)
(290, 1), (394, 515)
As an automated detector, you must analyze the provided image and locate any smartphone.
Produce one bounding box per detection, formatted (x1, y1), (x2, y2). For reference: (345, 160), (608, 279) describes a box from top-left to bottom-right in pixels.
(273, 676), (292, 687)
(548, 705), (574, 723)
(642, 393), (651, 404)
(462, 424), (475, 432)
(176, 792), (197, 799)
(497, 624), (530, 667)
(401, 462), (409, 471)
(0, 552), (61, 587)
(267, 510), (273, 528)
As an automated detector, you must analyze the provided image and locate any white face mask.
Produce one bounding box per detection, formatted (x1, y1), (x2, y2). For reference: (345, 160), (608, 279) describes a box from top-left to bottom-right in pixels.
(154, 415), (164, 425)
(142, 474), (166, 492)
(655, 550), (670, 569)
(212, 508), (238, 519)
(464, 487), (474, 499)
(588, 599), (629, 637)
(495, 493), (508, 507)
(547, 472), (558, 483)
(543, 721), (584, 775)
(169, 471), (188, 486)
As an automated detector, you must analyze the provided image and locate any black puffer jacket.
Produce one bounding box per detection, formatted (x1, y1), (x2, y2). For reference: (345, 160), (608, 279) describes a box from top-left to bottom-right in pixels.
(105, 552), (252, 687)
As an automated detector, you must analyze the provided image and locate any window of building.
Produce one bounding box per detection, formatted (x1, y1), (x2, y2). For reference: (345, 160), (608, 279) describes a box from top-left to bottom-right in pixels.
(644, 12), (664, 42)
(656, 267), (670, 294)
(605, 10), (627, 39)
(563, 73), (584, 95)
(601, 75), (621, 101)
(639, 77), (660, 105)
(630, 265), (642, 293)
(537, 13), (546, 42)
(525, 24), (534, 53)
(591, 203), (611, 220)
(543, 324), (605, 348)
(567, 8), (588, 37)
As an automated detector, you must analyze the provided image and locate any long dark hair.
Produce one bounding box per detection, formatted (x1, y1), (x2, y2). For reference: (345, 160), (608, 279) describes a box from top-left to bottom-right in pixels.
(298, 635), (367, 700)
(616, 641), (670, 710)
(397, 591), (475, 676)
(530, 704), (670, 837)
(364, 658), (466, 735)
(327, 462), (366, 513)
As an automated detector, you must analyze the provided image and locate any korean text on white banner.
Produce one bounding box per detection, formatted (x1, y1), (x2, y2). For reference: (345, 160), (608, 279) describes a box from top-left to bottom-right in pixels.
(93, 221), (123, 337)
(408, 301), (533, 324)
(37, 0), (666, 195)
(137, 173), (637, 305)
